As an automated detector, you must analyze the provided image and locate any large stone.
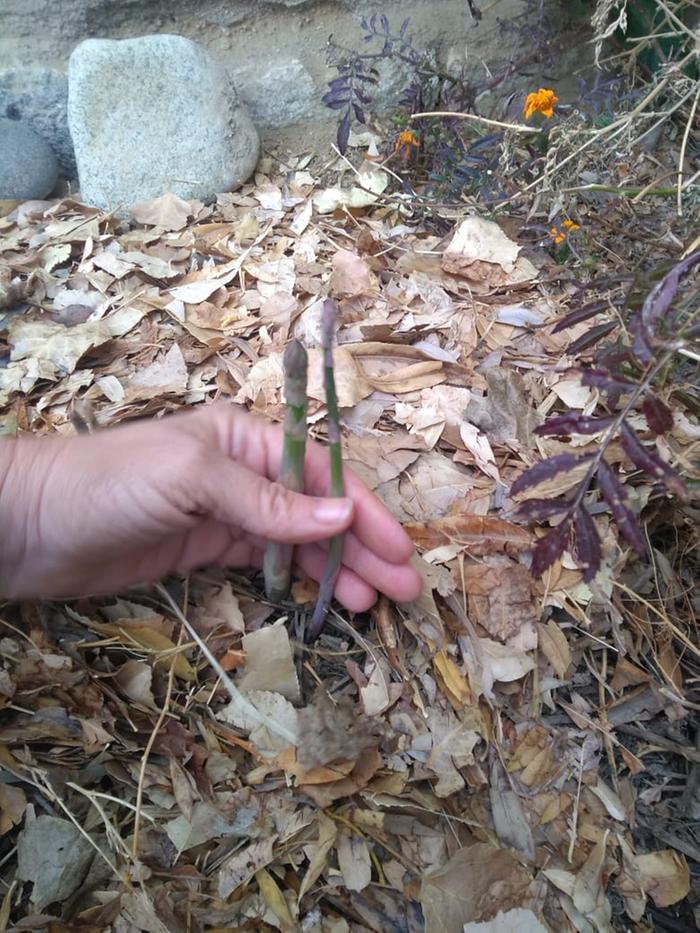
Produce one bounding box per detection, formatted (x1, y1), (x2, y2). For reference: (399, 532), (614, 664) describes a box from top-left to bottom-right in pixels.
(0, 117), (59, 199)
(68, 35), (260, 212)
(0, 69), (75, 178)
(233, 58), (316, 127)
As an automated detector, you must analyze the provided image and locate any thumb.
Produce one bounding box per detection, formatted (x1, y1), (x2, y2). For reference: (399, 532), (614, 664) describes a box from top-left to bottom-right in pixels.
(204, 457), (354, 544)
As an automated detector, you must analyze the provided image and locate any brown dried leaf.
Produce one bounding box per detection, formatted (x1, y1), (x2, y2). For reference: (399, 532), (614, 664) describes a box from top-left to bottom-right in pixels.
(463, 562), (536, 643)
(238, 624), (300, 702)
(131, 192), (193, 231)
(420, 843), (533, 932)
(330, 249), (375, 297)
(635, 850), (690, 907)
(405, 514), (532, 555)
(537, 620), (572, 679)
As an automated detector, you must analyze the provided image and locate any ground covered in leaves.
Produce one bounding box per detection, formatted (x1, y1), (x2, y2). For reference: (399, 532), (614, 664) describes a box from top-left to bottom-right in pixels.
(0, 128), (698, 932)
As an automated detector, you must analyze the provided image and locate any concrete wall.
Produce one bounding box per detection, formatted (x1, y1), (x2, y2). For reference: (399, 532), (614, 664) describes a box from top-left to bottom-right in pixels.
(0, 0), (546, 177)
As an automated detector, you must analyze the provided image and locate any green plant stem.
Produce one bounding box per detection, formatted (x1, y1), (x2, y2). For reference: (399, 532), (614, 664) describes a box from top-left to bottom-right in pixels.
(263, 339), (308, 603)
(309, 299), (344, 638)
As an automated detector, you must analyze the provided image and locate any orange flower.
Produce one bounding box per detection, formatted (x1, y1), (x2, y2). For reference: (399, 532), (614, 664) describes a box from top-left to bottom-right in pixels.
(548, 218), (580, 246)
(524, 88), (559, 120)
(394, 129), (420, 160)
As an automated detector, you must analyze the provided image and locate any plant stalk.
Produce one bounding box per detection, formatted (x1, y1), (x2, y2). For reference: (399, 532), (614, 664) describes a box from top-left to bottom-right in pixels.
(309, 299), (345, 637)
(263, 339), (308, 603)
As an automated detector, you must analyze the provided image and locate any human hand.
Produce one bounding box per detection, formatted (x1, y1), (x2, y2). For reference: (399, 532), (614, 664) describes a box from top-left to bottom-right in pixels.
(0, 403), (422, 610)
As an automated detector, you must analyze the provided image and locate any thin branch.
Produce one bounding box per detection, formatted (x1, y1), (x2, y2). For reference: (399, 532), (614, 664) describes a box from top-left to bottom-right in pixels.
(677, 82), (700, 216)
(411, 109), (541, 134)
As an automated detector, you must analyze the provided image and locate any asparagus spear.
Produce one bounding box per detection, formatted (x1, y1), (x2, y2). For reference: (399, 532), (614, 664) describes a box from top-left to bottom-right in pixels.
(309, 299), (344, 637)
(263, 338), (308, 603)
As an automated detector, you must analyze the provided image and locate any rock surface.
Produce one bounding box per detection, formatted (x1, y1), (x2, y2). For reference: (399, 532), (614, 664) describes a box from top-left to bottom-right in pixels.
(233, 58), (315, 127)
(0, 117), (59, 199)
(68, 34), (259, 211)
(0, 69), (75, 177)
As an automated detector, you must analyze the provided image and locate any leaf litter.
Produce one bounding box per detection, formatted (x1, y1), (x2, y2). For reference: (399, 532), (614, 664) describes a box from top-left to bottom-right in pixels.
(0, 133), (698, 933)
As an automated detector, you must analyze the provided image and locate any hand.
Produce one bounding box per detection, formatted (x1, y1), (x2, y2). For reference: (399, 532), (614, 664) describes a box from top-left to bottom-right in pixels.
(0, 403), (422, 610)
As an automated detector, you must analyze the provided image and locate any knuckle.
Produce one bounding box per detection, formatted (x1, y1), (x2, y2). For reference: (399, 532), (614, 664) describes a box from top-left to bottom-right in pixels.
(259, 481), (292, 524)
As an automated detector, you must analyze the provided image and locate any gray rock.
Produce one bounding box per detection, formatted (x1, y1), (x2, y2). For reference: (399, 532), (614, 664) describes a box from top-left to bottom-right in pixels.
(0, 117), (59, 199)
(0, 69), (75, 177)
(234, 58), (316, 127)
(68, 35), (260, 212)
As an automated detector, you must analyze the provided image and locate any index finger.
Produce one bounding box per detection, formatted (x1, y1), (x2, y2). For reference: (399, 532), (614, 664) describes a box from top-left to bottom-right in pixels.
(302, 438), (415, 566)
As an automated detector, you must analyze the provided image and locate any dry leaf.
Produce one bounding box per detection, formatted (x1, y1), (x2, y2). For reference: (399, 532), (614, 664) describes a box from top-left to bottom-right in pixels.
(537, 620), (572, 678)
(462, 908), (548, 932)
(126, 343), (188, 400)
(256, 866), (296, 931)
(459, 422), (500, 481)
(406, 514), (532, 555)
(442, 217), (537, 287)
(114, 659), (157, 709)
(463, 561), (537, 644)
(238, 624), (300, 702)
(330, 249), (375, 297)
(424, 708), (480, 797)
(420, 843), (533, 932)
(218, 837), (276, 898)
(336, 832), (372, 892)
(16, 814), (96, 910)
(635, 850), (690, 907)
(0, 783), (27, 835)
(130, 192), (193, 230)
(9, 317), (111, 376)
(298, 813), (337, 900)
(489, 757), (535, 862)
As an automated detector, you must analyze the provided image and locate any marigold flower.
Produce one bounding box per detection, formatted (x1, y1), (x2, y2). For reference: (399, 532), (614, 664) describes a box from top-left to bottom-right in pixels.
(524, 87), (559, 120)
(394, 129), (420, 161)
(549, 218), (580, 246)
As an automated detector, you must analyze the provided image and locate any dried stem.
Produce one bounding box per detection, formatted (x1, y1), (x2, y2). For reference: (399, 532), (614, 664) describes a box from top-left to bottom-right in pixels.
(309, 299), (345, 638)
(264, 339), (308, 602)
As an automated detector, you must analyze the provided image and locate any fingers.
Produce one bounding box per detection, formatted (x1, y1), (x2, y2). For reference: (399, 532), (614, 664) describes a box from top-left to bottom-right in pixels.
(296, 538), (422, 606)
(201, 456), (355, 545)
(195, 403), (416, 567)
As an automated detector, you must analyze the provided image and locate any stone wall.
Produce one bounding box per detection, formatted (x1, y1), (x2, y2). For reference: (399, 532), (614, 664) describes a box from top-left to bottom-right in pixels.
(0, 0), (561, 179)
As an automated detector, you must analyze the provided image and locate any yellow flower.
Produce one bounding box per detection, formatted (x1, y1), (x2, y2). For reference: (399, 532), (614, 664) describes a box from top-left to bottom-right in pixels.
(524, 88), (559, 120)
(394, 129), (420, 161)
(549, 219), (581, 246)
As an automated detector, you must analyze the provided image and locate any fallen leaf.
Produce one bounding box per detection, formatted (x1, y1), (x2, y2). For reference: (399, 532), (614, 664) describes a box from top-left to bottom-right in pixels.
(336, 832), (372, 892)
(442, 217), (537, 287)
(424, 708), (480, 797)
(126, 343), (188, 401)
(406, 514), (532, 555)
(460, 422), (500, 481)
(420, 843), (533, 932)
(130, 192), (193, 230)
(330, 249), (375, 297)
(218, 837), (276, 898)
(256, 867), (296, 931)
(635, 850), (690, 908)
(238, 624), (300, 702)
(0, 783), (27, 835)
(114, 659), (157, 708)
(462, 908), (549, 932)
(463, 561), (537, 644)
(298, 813), (337, 900)
(9, 317), (111, 376)
(537, 620), (572, 678)
(16, 814), (96, 910)
(489, 757), (535, 862)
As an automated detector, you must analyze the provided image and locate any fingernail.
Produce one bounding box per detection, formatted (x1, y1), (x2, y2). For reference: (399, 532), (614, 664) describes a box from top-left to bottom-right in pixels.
(313, 497), (353, 524)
